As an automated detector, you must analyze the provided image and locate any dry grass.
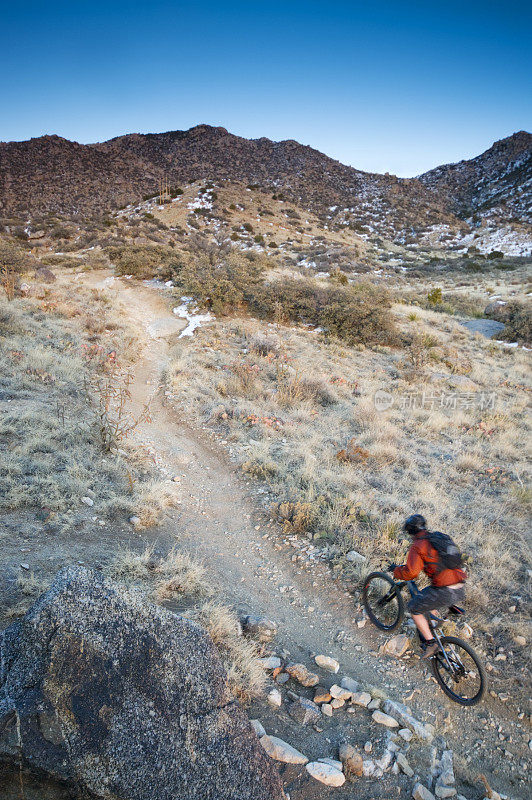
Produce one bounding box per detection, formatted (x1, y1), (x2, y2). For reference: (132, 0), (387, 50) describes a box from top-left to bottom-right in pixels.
(107, 546), (265, 701)
(166, 306), (531, 639)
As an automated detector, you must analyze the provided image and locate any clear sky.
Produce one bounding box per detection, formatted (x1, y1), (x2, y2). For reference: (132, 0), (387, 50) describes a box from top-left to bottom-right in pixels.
(1, 1), (530, 176)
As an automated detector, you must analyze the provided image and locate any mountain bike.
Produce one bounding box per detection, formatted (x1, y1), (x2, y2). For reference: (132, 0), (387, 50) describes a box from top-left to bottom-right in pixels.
(362, 571), (486, 706)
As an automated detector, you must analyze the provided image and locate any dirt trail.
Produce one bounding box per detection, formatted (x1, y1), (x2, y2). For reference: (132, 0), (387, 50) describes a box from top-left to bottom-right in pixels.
(82, 272), (529, 799)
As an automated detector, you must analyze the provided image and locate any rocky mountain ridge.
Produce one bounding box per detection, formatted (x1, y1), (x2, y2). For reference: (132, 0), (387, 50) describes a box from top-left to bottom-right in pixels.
(1, 126), (530, 247)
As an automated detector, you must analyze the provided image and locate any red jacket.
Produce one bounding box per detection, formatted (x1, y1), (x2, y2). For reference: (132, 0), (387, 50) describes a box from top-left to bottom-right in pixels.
(393, 531), (467, 587)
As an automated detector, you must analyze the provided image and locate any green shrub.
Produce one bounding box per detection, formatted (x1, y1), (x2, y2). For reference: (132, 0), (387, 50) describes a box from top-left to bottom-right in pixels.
(487, 250), (504, 260)
(243, 222), (254, 233)
(251, 278), (398, 346)
(107, 244), (176, 279)
(427, 287), (443, 305)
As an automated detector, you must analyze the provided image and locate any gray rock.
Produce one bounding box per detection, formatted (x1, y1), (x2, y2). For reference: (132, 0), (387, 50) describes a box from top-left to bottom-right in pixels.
(287, 697), (321, 725)
(267, 688), (282, 708)
(372, 710), (399, 728)
(257, 656), (281, 670)
(242, 615), (278, 642)
(340, 676), (360, 694)
(382, 699), (433, 741)
(413, 783), (436, 800)
(351, 691), (372, 707)
(346, 550), (367, 564)
(250, 719), (266, 738)
(315, 654), (340, 673)
(396, 752), (414, 777)
(260, 735), (308, 764)
(0, 567), (283, 800)
(306, 761), (345, 787)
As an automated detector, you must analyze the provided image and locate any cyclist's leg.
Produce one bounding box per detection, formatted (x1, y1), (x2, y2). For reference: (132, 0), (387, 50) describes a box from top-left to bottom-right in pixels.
(407, 586), (449, 645)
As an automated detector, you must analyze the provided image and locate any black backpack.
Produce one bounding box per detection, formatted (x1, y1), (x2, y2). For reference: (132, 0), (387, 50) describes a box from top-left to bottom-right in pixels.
(425, 531), (463, 572)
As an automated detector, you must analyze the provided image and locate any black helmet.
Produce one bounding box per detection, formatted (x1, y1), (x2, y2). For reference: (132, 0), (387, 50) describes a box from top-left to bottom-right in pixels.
(403, 514), (426, 536)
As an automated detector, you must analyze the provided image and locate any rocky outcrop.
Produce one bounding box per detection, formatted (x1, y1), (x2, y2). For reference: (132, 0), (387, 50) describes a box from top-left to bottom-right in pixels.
(0, 567), (283, 800)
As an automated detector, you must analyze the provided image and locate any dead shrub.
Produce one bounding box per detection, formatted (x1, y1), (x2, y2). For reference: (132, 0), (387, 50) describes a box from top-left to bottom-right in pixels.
(336, 438), (371, 464)
(275, 500), (317, 534)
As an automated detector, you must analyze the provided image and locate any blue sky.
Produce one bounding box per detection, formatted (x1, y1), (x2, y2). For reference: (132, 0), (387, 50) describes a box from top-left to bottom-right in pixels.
(1, 1), (530, 176)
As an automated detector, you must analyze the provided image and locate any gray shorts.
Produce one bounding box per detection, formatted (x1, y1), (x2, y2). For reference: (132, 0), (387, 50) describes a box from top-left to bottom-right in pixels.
(407, 584), (465, 616)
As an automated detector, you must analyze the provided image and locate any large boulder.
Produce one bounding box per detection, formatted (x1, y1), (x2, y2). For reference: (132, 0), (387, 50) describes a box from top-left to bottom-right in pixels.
(0, 567), (283, 800)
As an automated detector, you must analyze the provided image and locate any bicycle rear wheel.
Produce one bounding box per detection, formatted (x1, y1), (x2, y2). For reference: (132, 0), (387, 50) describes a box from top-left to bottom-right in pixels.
(431, 636), (486, 706)
(362, 572), (404, 631)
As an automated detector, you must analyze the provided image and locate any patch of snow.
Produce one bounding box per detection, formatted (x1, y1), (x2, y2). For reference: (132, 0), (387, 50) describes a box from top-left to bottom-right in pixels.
(173, 298), (214, 337)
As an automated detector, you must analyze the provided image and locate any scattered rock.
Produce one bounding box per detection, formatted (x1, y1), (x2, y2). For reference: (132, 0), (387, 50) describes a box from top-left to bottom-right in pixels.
(381, 634), (411, 658)
(364, 741), (373, 754)
(0, 567), (283, 800)
(242, 615), (278, 642)
(399, 728), (414, 742)
(315, 654), (340, 673)
(382, 700), (433, 741)
(81, 496), (94, 506)
(306, 761), (345, 787)
(372, 710), (399, 728)
(330, 684), (352, 701)
(340, 676), (359, 693)
(285, 663), (319, 687)
(20, 563), (30, 571)
(129, 515), (141, 527)
(321, 703), (333, 717)
(351, 691), (372, 707)
(313, 687), (332, 704)
(250, 719), (266, 738)
(513, 635), (527, 647)
(287, 697), (321, 725)
(413, 783), (437, 800)
(396, 752), (414, 777)
(258, 656), (281, 670)
(330, 697), (345, 709)
(346, 550), (367, 564)
(267, 688), (282, 708)
(339, 743), (364, 778)
(260, 735), (308, 765)
(435, 785), (457, 798)
(438, 750), (455, 786)
(318, 758), (343, 771)
(368, 698), (381, 710)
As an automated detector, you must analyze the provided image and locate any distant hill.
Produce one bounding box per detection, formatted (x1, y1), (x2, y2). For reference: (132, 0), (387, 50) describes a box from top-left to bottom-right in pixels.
(0, 125), (530, 241)
(418, 131), (532, 224)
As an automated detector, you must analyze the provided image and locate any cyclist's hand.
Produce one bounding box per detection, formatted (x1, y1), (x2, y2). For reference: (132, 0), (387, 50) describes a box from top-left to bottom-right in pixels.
(387, 562), (398, 574)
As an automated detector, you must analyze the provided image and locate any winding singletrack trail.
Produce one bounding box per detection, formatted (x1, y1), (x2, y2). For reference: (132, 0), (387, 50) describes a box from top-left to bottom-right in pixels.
(78, 271), (529, 799)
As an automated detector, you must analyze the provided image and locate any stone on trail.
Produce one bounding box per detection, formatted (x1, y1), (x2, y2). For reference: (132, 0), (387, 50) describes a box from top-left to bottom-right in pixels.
(260, 735), (308, 764)
(396, 752), (414, 777)
(330, 697), (345, 709)
(306, 761), (346, 787)
(399, 728), (414, 741)
(321, 703), (333, 716)
(351, 690), (372, 707)
(381, 634), (411, 658)
(287, 697), (321, 725)
(435, 785), (457, 798)
(251, 719), (266, 738)
(346, 549), (366, 564)
(382, 699), (433, 742)
(413, 783), (437, 800)
(242, 615), (278, 642)
(258, 656), (281, 670)
(318, 757), (343, 771)
(438, 750), (455, 785)
(285, 662), (320, 687)
(0, 566), (284, 800)
(372, 710), (399, 728)
(330, 684), (352, 701)
(313, 686), (332, 704)
(340, 676), (360, 694)
(267, 688), (282, 708)
(339, 743), (364, 778)
(315, 654), (340, 673)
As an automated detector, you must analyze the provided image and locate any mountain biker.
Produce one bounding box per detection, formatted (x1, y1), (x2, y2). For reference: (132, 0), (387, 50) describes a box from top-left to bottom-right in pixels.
(389, 514), (467, 658)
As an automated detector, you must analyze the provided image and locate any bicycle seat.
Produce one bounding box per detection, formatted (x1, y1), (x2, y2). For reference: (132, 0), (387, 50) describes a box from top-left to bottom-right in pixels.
(448, 605), (464, 615)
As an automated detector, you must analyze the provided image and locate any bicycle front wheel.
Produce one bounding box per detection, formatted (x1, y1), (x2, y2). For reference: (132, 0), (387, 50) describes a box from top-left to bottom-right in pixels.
(431, 636), (486, 706)
(362, 572), (404, 631)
